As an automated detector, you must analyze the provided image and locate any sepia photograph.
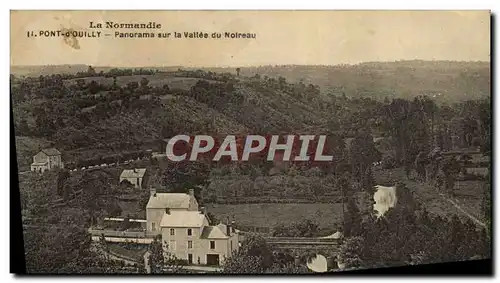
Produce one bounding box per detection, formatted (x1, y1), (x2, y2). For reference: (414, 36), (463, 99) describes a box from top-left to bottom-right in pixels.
(9, 10), (492, 275)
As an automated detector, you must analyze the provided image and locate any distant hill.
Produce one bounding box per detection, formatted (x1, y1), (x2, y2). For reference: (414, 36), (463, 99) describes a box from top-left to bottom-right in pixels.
(198, 60), (491, 103)
(11, 60), (490, 103)
(11, 65), (90, 76)
(10, 65), (182, 77)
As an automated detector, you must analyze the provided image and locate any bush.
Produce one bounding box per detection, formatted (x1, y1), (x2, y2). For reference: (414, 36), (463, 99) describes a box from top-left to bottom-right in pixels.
(382, 154), (397, 169)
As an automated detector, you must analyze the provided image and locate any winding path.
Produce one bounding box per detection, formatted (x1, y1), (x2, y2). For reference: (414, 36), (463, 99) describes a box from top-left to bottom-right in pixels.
(440, 193), (486, 228)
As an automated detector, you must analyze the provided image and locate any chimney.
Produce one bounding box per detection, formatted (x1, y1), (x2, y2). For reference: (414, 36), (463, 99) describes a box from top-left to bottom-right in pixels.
(165, 208), (170, 215)
(188, 189), (194, 197)
(200, 207), (206, 215)
(150, 186), (156, 197)
(133, 168), (137, 173)
(226, 217), (231, 236)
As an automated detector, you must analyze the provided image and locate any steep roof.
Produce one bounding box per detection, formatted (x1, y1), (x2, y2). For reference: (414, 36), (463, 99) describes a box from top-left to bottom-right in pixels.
(120, 168), (147, 179)
(146, 192), (192, 209)
(200, 225), (229, 239)
(160, 210), (206, 227)
(41, 148), (61, 156)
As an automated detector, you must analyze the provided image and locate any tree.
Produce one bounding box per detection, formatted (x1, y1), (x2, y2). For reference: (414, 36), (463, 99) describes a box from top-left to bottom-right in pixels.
(35, 114), (56, 137)
(238, 233), (274, 270)
(160, 161), (209, 194)
(338, 236), (365, 269)
(87, 65), (96, 75)
(148, 236), (185, 273)
(138, 189), (151, 212)
(78, 172), (114, 224)
(292, 219), (319, 237)
(106, 200), (122, 217)
(120, 179), (134, 190)
(343, 197), (362, 237)
(349, 132), (381, 182)
(225, 81), (235, 93)
(140, 77), (150, 88)
(206, 212), (219, 225)
(126, 81), (139, 92)
(440, 157), (461, 195)
(385, 99), (412, 162)
(222, 234), (309, 274)
(88, 80), (101, 94)
(56, 169), (71, 196)
(414, 151), (428, 183)
(17, 118), (31, 135)
(148, 236), (164, 273)
(221, 251), (264, 274)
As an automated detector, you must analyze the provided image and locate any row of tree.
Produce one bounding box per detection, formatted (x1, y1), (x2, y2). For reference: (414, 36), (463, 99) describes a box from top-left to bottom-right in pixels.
(68, 150), (153, 170)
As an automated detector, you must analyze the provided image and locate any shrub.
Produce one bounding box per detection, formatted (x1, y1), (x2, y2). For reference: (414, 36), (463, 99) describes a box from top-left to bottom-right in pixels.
(382, 154), (396, 169)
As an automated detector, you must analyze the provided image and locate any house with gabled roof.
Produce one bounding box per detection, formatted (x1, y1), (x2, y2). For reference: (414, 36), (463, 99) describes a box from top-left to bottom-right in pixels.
(146, 188), (239, 266)
(120, 168), (147, 189)
(30, 148), (64, 173)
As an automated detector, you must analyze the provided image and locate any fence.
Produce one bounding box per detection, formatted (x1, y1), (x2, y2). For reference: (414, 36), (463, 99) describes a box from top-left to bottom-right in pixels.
(88, 228), (160, 239)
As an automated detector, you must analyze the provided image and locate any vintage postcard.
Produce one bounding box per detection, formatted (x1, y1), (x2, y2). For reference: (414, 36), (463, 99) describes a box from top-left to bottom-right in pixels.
(10, 10), (491, 274)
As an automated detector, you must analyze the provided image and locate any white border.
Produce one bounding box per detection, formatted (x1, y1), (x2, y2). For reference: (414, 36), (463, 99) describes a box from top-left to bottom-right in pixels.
(4, 1), (500, 10)
(3, 1), (499, 283)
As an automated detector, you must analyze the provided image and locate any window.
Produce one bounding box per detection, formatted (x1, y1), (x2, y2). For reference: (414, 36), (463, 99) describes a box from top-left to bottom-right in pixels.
(169, 240), (176, 250)
(187, 228), (192, 236)
(188, 254), (193, 264)
(152, 222), (156, 231)
(188, 241), (193, 249)
(210, 241), (215, 249)
(170, 228), (175, 236)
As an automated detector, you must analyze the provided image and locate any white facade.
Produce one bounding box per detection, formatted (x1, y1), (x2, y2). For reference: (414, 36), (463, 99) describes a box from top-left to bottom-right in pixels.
(145, 189), (239, 266)
(30, 148), (64, 173)
(119, 168), (146, 189)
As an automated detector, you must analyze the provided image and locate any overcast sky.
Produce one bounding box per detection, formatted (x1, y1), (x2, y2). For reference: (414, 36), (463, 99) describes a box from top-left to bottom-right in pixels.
(10, 10), (490, 67)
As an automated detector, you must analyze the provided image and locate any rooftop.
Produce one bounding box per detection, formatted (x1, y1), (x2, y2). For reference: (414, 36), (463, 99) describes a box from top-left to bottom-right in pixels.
(120, 168), (147, 179)
(160, 210), (206, 228)
(200, 225), (229, 239)
(146, 192), (192, 209)
(40, 148), (61, 156)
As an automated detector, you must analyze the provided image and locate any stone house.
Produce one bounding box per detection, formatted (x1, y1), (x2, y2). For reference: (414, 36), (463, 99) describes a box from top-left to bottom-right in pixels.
(30, 148), (64, 173)
(119, 168), (147, 189)
(146, 188), (239, 266)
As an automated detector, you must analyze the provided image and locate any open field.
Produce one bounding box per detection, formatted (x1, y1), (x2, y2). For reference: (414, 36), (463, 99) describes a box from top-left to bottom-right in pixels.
(205, 202), (343, 233)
